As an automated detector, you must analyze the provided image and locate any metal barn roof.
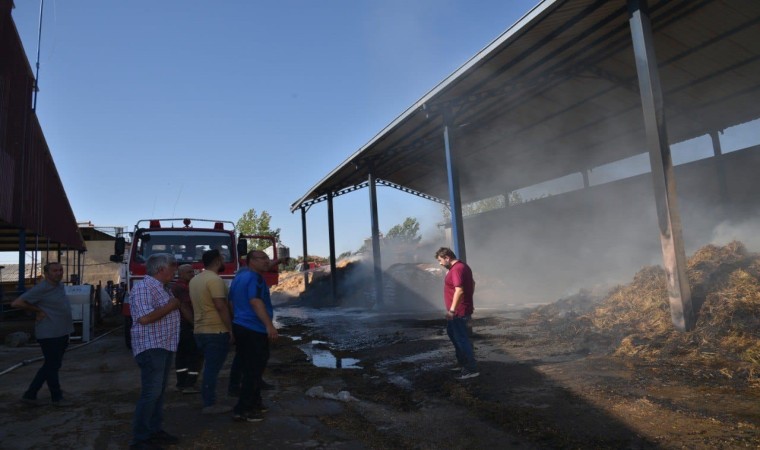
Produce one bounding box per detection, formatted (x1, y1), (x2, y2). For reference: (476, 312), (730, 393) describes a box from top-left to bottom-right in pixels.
(291, 0), (760, 211)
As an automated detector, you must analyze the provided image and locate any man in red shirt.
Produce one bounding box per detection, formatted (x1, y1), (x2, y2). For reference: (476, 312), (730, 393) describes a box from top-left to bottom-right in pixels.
(435, 247), (479, 380)
(172, 264), (202, 394)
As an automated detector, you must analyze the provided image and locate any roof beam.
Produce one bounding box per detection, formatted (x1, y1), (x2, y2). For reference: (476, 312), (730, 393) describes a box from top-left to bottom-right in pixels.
(376, 180), (449, 205)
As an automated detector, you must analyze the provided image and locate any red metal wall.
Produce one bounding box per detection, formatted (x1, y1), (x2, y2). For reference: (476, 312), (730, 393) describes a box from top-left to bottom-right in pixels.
(0, 0), (84, 251)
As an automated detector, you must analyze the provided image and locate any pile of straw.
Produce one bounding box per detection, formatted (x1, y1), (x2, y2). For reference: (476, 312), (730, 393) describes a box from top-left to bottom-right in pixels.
(540, 241), (760, 382)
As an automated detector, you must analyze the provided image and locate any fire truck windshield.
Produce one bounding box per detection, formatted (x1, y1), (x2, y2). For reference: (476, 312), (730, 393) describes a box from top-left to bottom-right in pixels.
(133, 230), (235, 264)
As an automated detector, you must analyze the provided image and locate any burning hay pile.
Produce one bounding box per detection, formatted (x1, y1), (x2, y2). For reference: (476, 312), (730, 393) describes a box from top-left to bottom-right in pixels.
(271, 271), (309, 295)
(534, 241), (760, 382)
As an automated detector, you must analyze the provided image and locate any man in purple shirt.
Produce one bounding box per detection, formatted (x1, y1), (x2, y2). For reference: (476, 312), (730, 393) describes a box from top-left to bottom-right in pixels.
(129, 253), (181, 449)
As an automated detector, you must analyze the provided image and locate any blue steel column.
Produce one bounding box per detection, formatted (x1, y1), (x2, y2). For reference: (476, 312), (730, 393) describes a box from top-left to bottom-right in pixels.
(629, 0), (694, 331)
(17, 229), (26, 293)
(368, 170), (384, 306)
(443, 109), (467, 261)
(300, 207), (309, 287)
(326, 191), (337, 303)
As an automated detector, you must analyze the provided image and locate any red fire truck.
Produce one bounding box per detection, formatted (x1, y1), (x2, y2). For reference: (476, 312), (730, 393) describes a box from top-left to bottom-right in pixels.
(112, 218), (279, 348)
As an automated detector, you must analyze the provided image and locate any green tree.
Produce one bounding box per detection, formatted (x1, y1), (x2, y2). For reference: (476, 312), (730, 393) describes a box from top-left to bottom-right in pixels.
(236, 208), (281, 251)
(386, 217), (421, 244)
(440, 192), (523, 221)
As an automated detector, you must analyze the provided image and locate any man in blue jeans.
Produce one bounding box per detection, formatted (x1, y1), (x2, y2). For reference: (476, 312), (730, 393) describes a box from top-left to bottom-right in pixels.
(129, 253), (181, 449)
(190, 249), (234, 414)
(435, 247), (480, 380)
(12, 262), (74, 407)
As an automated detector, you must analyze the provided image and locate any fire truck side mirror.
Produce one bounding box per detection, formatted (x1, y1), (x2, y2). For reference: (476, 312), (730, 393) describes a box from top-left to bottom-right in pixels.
(113, 237), (126, 258)
(237, 238), (248, 258)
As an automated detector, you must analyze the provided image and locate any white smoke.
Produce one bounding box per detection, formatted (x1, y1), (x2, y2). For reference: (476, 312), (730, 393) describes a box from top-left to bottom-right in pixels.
(711, 217), (760, 251)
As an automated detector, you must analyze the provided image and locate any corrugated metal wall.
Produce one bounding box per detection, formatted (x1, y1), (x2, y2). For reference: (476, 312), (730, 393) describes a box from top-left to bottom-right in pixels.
(0, 0), (84, 251)
(465, 145), (760, 305)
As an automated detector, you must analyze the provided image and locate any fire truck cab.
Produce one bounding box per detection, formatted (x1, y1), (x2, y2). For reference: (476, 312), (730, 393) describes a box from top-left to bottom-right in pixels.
(113, 218), (279, 348)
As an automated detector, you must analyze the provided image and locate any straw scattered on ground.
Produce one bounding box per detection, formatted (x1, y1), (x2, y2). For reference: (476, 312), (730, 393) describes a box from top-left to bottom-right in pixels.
(530, 241), (760, 385)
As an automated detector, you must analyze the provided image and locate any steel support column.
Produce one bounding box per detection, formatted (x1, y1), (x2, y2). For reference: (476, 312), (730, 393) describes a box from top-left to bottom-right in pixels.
(79, 251), (84, 285)
(710, 131), (729, 207)
(17, 229), (26, 293)
(368, 170), (384, 307)
(443, 109), (467, 261)
(300, 207), (309, 287)
(629, 0), (694, 331)
(326, 191), (337, 304)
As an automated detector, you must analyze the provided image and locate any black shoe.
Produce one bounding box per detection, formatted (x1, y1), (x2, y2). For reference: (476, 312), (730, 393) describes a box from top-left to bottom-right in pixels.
(233, 411), (264, 422)
(149, 430), (179, 445)
(261, 379), (275, 390)
(256, 404), (270, 413)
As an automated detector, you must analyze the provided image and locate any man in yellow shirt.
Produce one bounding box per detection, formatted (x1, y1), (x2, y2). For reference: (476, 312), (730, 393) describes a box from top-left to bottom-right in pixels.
(190, 249), (234, 414)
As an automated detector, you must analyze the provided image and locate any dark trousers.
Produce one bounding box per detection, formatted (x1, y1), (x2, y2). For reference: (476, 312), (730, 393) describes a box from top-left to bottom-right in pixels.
(175, 322), (202, 388)
(229, 341), (271, 394)
(24, 334), (69, 401)
(232, 324), (269, 415)
(228, 351), (242, 394)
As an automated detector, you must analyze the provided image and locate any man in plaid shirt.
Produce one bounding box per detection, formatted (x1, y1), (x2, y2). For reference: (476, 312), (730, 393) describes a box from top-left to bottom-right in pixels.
(129, 253), (181, 449)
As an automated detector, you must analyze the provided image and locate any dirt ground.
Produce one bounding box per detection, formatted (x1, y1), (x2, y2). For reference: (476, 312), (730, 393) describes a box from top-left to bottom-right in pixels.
(1, 297), (759, 449)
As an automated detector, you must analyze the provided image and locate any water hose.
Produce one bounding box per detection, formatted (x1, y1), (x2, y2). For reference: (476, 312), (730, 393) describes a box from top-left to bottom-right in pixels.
(0, 326), (123, 377)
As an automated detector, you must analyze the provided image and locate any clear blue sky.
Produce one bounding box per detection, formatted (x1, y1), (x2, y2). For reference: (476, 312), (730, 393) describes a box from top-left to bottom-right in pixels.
(10, 0), (539, 258)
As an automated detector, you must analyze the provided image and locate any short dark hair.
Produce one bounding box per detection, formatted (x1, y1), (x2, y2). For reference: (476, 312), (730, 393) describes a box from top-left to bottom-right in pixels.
(202, 249), (221, 268)
(246, 250), (267, 265)
(43, 262), (62, 274)
(434, 247), (456, 260)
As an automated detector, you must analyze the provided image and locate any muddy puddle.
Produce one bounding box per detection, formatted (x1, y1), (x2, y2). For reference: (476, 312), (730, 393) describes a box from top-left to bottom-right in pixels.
(297, 340), (362, 369)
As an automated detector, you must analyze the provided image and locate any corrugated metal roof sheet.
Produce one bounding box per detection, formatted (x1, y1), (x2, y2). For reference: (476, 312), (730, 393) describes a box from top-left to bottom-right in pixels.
(291, 0), (760, 212)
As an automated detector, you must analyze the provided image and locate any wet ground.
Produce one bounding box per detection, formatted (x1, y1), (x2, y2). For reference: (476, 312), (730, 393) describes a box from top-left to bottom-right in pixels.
(1, 300), (759, 449)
